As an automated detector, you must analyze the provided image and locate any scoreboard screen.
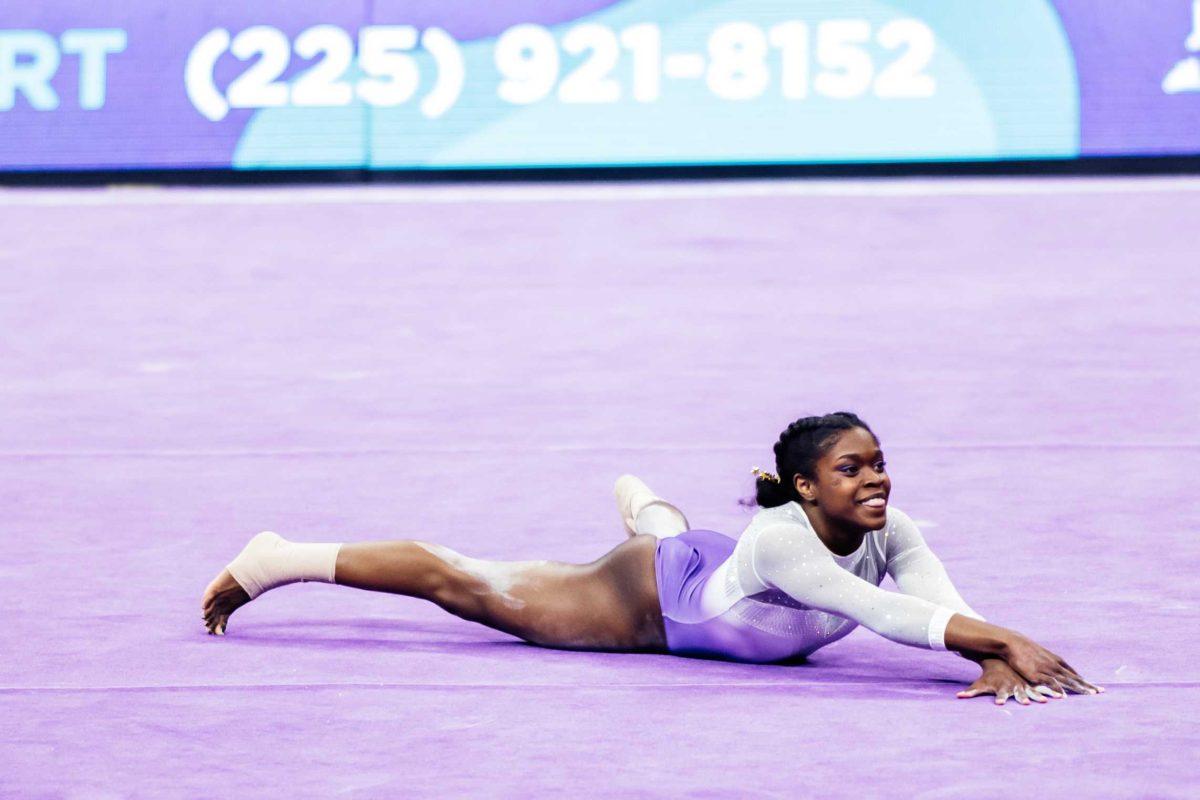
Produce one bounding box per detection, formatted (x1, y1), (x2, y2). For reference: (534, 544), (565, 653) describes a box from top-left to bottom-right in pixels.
(2, 1), (1199, 171)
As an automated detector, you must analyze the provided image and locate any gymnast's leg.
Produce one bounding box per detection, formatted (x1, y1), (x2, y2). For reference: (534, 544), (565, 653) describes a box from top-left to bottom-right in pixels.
(201, 532), (666, 652)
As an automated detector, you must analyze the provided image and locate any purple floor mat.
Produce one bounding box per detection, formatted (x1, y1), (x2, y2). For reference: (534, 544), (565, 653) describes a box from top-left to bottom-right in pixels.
(1, 179), (1197, 798)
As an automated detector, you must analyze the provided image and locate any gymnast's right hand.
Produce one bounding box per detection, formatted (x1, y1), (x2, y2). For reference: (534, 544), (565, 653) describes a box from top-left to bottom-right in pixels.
(1002, 633), (1104, 696)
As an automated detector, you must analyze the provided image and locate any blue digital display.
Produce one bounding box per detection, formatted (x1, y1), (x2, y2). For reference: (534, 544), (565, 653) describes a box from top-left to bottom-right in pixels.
(2, 1), (1199, 170)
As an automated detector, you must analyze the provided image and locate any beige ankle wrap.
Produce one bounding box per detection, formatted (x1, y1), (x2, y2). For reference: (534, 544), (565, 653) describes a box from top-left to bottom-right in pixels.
(226, 531), (342, 600)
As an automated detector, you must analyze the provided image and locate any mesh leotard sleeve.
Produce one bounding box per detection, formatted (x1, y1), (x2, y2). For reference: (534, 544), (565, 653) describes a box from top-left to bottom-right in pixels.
(884, 508), (984, 623)
(750, 523), (960, 651)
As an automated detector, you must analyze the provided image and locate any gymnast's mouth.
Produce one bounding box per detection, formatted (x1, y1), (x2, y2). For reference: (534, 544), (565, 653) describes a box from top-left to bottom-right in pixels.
(856, 494), (887, 508)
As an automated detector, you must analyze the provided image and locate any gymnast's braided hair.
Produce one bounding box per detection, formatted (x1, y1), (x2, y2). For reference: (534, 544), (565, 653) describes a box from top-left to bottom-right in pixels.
(754, 411), (877, 508)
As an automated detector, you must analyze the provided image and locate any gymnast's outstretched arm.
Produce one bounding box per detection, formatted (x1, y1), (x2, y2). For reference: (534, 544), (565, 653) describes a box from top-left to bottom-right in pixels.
(880, 509), (1102, 699)
(752, 523), (1102, 696)
(753, 523), (965, 650)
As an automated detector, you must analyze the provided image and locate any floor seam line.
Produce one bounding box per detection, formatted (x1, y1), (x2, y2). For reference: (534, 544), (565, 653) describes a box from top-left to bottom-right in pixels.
(1, 443), (1198, 460)
(0, 681), (1186, 692)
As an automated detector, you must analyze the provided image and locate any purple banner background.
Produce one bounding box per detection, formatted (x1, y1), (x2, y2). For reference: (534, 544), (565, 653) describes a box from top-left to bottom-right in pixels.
(1053, 0), (1200, 156)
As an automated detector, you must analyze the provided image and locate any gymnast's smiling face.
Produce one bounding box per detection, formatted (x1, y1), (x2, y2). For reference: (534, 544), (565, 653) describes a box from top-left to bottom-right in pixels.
(796, 427), (891, 533)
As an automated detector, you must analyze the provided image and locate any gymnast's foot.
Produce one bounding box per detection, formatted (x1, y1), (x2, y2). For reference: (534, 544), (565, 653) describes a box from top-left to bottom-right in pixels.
(201, 567), (251, 636)
(201, 531), (342, 635)
(614, 475), (689, 538)
(200, 530), (281, 635)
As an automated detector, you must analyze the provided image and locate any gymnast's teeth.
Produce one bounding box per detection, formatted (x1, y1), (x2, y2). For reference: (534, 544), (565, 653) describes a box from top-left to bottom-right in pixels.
(860, 498), (886, 508)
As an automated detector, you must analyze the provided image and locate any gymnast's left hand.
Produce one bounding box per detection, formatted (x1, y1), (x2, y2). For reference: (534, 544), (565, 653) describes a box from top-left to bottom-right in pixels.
(956, 658), (1062, 706)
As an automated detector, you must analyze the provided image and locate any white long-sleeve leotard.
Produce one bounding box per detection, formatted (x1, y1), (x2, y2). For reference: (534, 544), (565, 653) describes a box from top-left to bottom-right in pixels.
(687, 503), (983, 663)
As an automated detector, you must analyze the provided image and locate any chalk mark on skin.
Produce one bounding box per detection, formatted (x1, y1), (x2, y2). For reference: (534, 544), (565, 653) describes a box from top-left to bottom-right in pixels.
(415, 542), (549, 611)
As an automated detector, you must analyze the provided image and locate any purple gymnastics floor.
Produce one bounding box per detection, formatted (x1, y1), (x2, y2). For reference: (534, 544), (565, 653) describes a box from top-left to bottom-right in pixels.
(1, 177), (1197, 798)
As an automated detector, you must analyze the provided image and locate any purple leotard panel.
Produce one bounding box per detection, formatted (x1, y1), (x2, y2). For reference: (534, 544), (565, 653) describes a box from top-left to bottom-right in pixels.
(654, 529), (761, 661)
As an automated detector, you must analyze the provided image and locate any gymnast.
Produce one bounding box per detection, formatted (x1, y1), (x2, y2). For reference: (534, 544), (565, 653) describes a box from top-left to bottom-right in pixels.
(202, 411), (1102, 705)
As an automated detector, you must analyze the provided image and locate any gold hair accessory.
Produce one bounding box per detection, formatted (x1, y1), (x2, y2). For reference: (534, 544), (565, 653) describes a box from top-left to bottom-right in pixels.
(751, 467), (780, 483)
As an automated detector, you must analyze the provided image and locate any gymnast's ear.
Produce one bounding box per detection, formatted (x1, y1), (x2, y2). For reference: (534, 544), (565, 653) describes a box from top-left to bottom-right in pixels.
(793, 474), (817, 505)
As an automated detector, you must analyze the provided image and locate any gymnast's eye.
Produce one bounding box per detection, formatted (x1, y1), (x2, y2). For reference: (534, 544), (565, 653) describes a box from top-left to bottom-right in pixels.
(875, 460), (887, 472)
